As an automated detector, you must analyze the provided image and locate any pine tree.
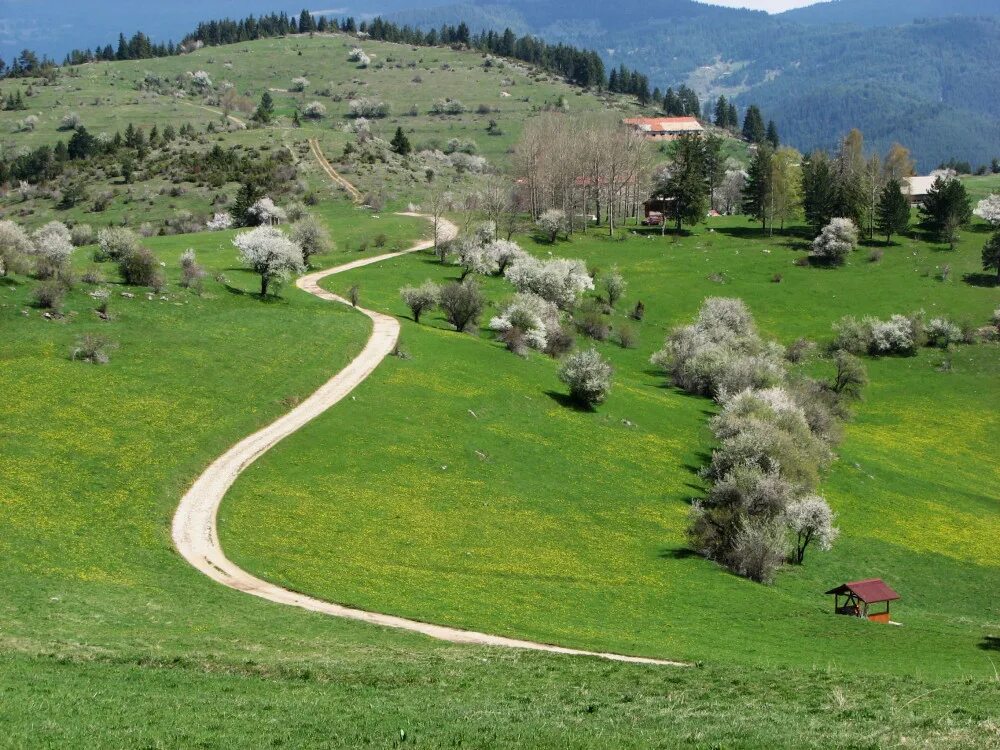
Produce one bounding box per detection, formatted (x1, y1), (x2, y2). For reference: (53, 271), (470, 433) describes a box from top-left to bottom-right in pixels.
(726, 102), (738, 130)
(876, 179), (910, 244)
(254, 91), (275, 123)
(920, 176), (972, 249)
(233, 182), (262, 227)
(714, 96), (728, 127)
(802, 151), (837, 235)
(983, 231), (1000, 282)
(742, 105), (766, 144)
(660, 134), (709, 232)
(743, 144), (774, 233)
(766, 120), (780, 148)
(390, 127), (412, 156)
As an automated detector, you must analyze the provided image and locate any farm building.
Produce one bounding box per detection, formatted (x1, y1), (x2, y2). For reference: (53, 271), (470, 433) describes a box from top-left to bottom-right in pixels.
(904, 175), (938, 205)
(623, 116), (704, 141)
(826, 579), (900, 624)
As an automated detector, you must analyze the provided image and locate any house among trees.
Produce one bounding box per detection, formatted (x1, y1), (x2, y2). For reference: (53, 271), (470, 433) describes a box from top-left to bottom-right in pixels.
(623, 116), (703, 141)
(826, 579), (900, 624)
(904, 175), (938, 205)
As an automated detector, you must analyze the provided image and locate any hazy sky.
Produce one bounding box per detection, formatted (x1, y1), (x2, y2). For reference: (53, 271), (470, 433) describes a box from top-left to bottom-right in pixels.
(700, 0), (822, 11)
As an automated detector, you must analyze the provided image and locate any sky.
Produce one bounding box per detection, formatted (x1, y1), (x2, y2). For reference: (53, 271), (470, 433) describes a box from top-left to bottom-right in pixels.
(700, 0), (823, 11)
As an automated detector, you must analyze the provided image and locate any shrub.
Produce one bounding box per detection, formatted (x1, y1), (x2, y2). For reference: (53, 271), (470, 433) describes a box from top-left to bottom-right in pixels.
(868, 249), (884, 263)
(439, 279), (485, 333)
(558, 348), (612, 407)
(868, 314), (916, 355)
(0, 220), (34, 276)
(730, 518), (788, 584)
(498, 326), (529, 357)
(544, 324), (575, 358)
(784, 337), (814, 364)
(830, 316), (870, 355)
(810, 218), (858, 265)
(651, 298), (786, 398)
(70, 224), (95, 247)
(179, 249), (206, 290)
(290, 216), (332, 265)
(96, 227), (140, 262)
(925, 317), (962, 348)
(617, 323), (638, 349)
(348, 284), (360, 307)
(31, 280), (66, 309)
(302, 101), (327, 119)
(347, 47), (370, 67)
(490, 292), (560, 350)
(400, 280), (439, 323)
(290, 76), (309, 92)
(58, 112), (82, 131)
(81, 266), (105, 284)
(603, 265), (626, 307)
(70, 333), (117, 364)
(830, 350), (867, 400)
(631, 300), (646, 321)
(504, 255), (594, 309)
(118, 246), (161, 287)
(31, 221), (74, 277)
(348, 97), (389, 118)
(576, 311), (610, 342)
(431, 98), (465, 115)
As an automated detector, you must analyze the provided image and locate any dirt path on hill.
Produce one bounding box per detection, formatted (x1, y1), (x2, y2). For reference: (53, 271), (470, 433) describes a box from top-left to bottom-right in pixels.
(171, 214), (686, 667)
(308, 138), (363, 202)
(180, 100), (247, 128)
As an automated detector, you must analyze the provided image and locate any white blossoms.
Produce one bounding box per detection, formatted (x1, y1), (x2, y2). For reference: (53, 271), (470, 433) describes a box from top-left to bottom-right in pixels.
(206, 212), (234, 231)
(489, 292), (562, 350)
(504, 255), (594, 309)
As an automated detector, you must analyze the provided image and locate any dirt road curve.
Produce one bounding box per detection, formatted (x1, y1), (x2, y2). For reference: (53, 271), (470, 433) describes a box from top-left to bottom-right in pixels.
(171, 213), (686, 667)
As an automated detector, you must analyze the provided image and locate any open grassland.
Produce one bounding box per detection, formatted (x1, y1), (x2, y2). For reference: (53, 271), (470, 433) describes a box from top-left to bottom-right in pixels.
(3, 207), (995, 746)
(222, 214), (999, 681)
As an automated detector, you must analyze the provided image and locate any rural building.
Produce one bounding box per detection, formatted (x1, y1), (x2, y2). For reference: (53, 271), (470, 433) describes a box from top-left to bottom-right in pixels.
(904, 175), (937, 205)
(623, 116), (703, 141)
(825, 579), (900, 624)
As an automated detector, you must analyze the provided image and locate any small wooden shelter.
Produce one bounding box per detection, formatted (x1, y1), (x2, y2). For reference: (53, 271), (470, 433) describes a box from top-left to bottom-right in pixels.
(825, 579), (900, 624)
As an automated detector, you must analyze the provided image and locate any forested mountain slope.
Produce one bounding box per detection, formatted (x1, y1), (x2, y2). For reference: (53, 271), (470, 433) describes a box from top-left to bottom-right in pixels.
(390, 0), (1000, 169)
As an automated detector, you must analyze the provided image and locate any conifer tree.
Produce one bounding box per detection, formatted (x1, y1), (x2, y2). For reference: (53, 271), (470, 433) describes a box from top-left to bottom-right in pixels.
(742, 105), (766, 144)
(390, 127), (412, 156)
(876, 179), (910, 244)
(766, 120), (780, 148)
(254, 91), (275, 123)
(742, 143), (774, 233)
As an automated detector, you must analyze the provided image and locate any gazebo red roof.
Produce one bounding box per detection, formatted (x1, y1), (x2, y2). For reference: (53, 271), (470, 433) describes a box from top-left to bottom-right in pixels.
(825, 579), (900, 603)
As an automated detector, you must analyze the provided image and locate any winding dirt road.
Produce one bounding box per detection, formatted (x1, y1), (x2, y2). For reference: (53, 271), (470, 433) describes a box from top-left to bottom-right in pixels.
(171, 213), (685, 667)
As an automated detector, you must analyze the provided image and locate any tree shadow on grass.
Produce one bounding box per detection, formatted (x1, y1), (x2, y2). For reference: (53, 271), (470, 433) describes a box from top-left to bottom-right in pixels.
(544, 390), (595, 413)
(659, 546), (701, 560)
(977, 635), (1000, 651)
(963, 273), (999, 288)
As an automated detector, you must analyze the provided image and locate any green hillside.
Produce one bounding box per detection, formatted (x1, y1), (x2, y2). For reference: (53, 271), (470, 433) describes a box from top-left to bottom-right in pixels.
(1, 28), (998, 749)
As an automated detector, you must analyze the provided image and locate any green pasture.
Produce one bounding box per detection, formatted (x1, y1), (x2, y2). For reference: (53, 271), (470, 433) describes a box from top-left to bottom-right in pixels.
(222, 214), (999, 679)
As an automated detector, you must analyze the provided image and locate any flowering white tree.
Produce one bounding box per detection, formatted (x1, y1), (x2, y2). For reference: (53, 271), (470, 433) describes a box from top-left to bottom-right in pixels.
(31, 221), (74, 270)
(302, 101), (327, 119)
(290, 215), (332, 265)
(456, 240), (499, 279)
(206, 212), (234, 231)
(536, 209), (567, 242)
(973, 193), (1000, 227)
(399, 280), (440, 324)
(867, 314), (915, 355)
(58, 112), (82, 131)
(189, 70), (213, 89)
(490, 292), (561, 350)
(0, 220), (33, 276)
(247, 197), (287, 226)
(233, 226), (304, 296)
(504, 256), (594, 309)
(348, 98), (389, 118)
(348, 48), (370, 67)
(97, 227), (140, 261)
(784, 496), (839, 564)
(290, 76), (310, 92)
(603, 265), (626, 307)
(810, 218), (859, 265)
(558, 348), (613, 407)
(487, 239), (528, 274)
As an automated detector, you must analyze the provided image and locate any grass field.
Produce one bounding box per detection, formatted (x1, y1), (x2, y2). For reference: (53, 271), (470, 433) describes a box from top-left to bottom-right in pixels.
(1, 31), (999, 749)
(221, 214), (999, 682)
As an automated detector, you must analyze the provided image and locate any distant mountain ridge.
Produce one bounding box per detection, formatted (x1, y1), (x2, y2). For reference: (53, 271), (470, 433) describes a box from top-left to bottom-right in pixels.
(388, 0), (1000, 169)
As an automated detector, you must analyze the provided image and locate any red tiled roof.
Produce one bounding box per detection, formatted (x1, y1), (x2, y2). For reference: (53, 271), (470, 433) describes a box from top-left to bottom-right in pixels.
(825, 579), (900, 603)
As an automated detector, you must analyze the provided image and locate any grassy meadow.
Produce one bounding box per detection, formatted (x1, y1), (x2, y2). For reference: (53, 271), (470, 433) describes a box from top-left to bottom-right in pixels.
(1, 30), (999, 749)
(221, 214), (999, 680)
